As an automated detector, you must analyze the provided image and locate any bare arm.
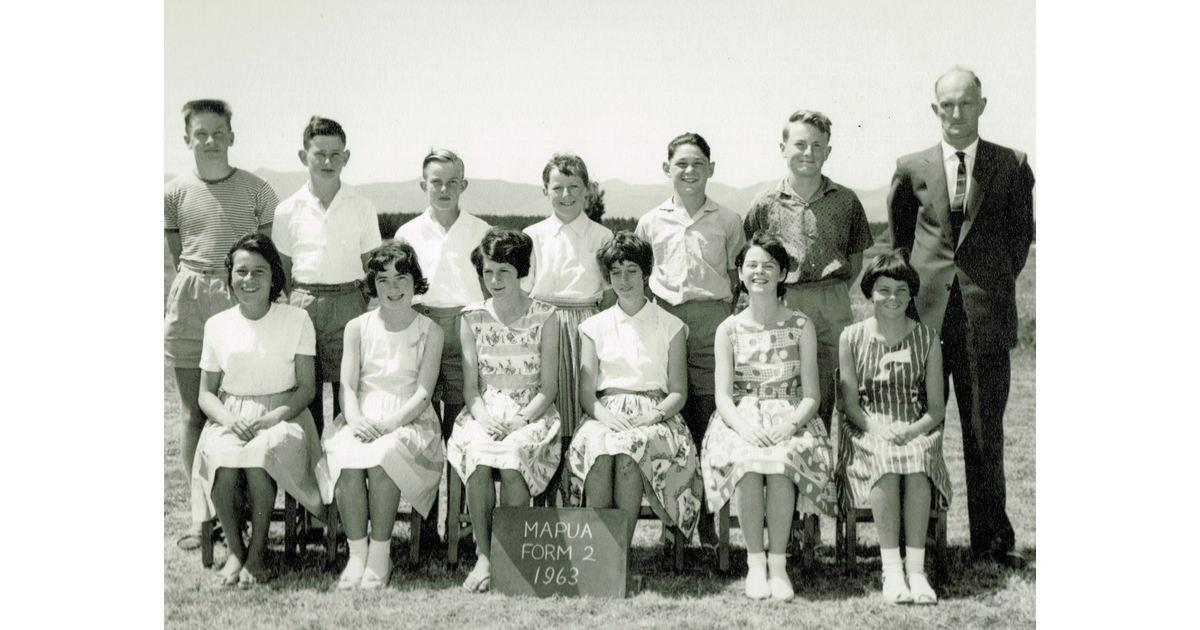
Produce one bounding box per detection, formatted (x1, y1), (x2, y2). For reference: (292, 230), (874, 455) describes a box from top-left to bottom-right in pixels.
(788, 321), (821, 428)
(847, 253), (863, 289)
(377, 323), (444, 431)
(579, 330), (633, 431)
(461, 312), (503, 437)
(836, 327), (903, 444)
(632, 329), (688, 427)
(713, 319), (771, 447)
(197, 370), (240, 428)
(166, 231), (182, 272)
(279, 253), (294, 297)
(897, 333), (945, 442)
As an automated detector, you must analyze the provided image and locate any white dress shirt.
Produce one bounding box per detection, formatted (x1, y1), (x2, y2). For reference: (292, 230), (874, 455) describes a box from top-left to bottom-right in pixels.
(577, 301), (686, 393)
(522, 211), (614, 304)
(941, 138), (979, 210)
(272, 183), (382, 284)
(394, 208), (491, 308)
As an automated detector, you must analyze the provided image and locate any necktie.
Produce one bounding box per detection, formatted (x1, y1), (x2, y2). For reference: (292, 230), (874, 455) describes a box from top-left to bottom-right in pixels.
(950, 151), (966, 247)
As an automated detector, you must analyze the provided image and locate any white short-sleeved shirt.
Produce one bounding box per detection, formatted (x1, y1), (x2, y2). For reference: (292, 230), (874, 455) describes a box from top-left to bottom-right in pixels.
(522, 212), (614, 304)
(272, 183), (382, 284)
(394, 208), (492, 308)
(635, 196), (746, 305)
(577, 301), (687, 393)
(199, 303), (317, 396)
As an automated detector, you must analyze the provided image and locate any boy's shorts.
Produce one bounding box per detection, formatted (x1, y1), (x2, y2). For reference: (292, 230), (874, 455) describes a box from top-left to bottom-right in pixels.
(164, 263), (235, 370)
(290, 281), (369, 383)
(414, 304), (465, 406)
(783, 282), (853, 427)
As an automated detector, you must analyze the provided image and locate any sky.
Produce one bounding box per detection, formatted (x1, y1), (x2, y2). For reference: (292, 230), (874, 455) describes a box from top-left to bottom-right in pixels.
(165, 0), (1034, 190)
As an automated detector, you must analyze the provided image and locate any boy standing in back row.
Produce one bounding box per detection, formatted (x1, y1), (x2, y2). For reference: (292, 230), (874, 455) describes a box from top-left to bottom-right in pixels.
(273, 116), (382, 435)
(166, 99), (279, 550)
(743, 110), (874, 433)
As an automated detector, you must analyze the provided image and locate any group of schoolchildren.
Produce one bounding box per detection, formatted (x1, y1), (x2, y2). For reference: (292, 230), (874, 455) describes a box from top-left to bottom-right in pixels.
(166, 99), (948, 605)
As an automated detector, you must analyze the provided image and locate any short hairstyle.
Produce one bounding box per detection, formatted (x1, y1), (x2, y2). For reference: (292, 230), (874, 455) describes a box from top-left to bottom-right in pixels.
(471, 228), (533, 278)
(541, 153), (591, 188)
(225, 233), (288, 303)
(667, 132), (712, 160)
(934, 67), (983, 94)
(365, 240), (430, 298)
(182, 99), (232, 134)
(781, 109), (832, 142)
(735, 231), (792, 299)
(860, 249), (922, 321)
(422, 149), (465, 179)
(596, 231), (654, 279)
(302, 115), (346, 148)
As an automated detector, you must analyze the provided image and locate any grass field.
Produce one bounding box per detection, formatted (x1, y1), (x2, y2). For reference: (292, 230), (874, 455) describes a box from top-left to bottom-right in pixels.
(163, 241), (1035, 629)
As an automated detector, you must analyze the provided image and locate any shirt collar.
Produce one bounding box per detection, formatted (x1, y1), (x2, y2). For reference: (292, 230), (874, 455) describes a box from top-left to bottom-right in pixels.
(301, 181), (355, 208)
(658, 195), (719, 215)
(775, 175), (837, 201)
(613, 300), (655, 323)
(941, 138), (980, 163)
(551, 210), (592, 235)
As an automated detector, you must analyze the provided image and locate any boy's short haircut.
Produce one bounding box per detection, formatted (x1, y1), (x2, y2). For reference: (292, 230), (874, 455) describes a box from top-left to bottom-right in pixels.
(781, 109), (833, 142)
(541, 153), (591, 188)
(225, 233), (288, 303)
(421, 149), (466, 179)
(667, 132), (712, 160)
(860, 248), (922, 320)
(596, 231), (653, 278)
(183, 99), (232, 134)
(365, 240), (430, 297)
(471, 228), (533, 278)
(735, 231), (792, 299)
(302, 116), (347, 148)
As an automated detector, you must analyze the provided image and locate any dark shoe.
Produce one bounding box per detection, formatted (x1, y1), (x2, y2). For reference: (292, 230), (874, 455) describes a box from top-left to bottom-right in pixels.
(995, 550), (1027, 569)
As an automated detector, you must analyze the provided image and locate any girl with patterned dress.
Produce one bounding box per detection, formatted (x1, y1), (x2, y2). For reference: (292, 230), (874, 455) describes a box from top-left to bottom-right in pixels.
(323, 241), (446, 590)
(837, 250), (949, 605)
(702, 232), (835, 601)
(567, 232), (705, 551)
(447, 229), (562, 592)
(193, 234), (328, 588)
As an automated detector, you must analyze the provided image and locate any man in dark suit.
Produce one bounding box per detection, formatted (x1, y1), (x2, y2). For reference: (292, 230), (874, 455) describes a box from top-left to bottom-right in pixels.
(888, 68), (1034, 568)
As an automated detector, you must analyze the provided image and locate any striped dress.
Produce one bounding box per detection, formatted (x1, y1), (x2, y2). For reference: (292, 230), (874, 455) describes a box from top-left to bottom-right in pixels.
(838, 321), (952, 511)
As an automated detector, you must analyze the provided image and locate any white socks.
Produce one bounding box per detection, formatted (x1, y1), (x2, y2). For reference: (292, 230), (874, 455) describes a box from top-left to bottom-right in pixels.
(905, 546), (925, 576)
(361, 537), (392, 588)
(880, 546), (912, 604)
(905, 546), (937, 604)
(745, 552), (770, 599)
(338, 536), (369, 589)
(766, 553), (794, 601)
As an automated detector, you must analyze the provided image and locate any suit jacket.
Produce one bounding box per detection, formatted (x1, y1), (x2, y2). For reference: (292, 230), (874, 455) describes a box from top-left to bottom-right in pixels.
(887, 139), (1034, 352)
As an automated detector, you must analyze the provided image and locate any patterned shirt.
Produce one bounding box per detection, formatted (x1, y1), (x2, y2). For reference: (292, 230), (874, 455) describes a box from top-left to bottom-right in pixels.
(522, 212), (614, 304)
(395, 208), (492, 308)
(635, 196), (746, 305)
(272, 183), (382, 284)
(165, 169), (279, 267)
(743, 177), (873, 285)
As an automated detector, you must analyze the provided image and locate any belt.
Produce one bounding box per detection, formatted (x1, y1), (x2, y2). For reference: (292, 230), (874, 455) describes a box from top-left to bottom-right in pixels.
(414, 304), (465, 317)
(540, 298), (601, 309)
(292, 280), (362, 295)
(598, 388), (665, 401)
(180, 261), (226, 277)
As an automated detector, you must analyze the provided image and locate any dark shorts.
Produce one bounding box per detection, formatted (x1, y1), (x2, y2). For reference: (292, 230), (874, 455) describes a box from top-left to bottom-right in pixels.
(290, 282), (368, 383)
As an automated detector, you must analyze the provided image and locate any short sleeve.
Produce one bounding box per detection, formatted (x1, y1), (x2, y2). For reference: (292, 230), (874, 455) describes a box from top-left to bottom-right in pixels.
(724, 211), (746, 267)
(634, 212), (652, 243)
(660, 307), (687, 342)
(270, 205), (294, 256)
(198, 318), (221, 372)
(847, 193), (874, 255)
(744, 193), (767, 240)
(360, 199), (383, 252)
(576, 311), (601, 344)
(164, 187), (179, 231)
(257, 181), (280, 227)
(296, 310), (317, 356)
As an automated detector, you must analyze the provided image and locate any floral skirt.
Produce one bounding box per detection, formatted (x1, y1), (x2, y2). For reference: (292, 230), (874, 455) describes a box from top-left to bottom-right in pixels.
(191, 391), (332, 524)
(701, 396), (835, 517)
(446, 388), (562, 496)
(323, 389), (446, 518)
(567, 393), (705, 536)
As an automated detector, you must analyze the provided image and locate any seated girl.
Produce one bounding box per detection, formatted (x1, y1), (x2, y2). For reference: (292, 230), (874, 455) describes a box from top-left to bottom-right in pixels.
(701, 232), (835, 601)
(446, 228), (562, 592)
(193, 233), (327, 587)
(323, 241), (446, 590)
(837, 250), (950, 605)
(567, 232), (704, 551)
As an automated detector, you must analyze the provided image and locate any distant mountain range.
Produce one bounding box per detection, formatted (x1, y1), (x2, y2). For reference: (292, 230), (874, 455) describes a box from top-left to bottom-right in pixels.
(164, 169), (891, 223)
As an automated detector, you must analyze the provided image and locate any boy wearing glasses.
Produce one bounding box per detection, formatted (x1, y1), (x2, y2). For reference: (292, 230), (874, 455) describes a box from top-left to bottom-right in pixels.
(273, 116), (383, 435)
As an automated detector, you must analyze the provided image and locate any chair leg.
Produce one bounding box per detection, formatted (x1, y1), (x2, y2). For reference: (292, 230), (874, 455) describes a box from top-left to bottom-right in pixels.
(846, 509), (858, 576)
(283, 494), (298, 566)
(201, 519), (214, 569)
(447, 466), (463, 566)
(835, 511), (846, 571)
(802, 514), (817, 570)
(408, 509), (422, 566)
(325, 503), (340, 569)
(673, 525), (684, 571)
(718, 503), (731, 573)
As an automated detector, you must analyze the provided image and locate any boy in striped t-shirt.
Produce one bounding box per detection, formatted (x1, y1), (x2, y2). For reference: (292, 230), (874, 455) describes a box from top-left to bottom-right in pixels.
(165, 99), (279, 550)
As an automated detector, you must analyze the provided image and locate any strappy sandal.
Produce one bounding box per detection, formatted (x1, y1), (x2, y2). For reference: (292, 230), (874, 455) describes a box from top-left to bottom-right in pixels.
(360, 562), (391, 590)
(907, 573), (938, 605)
(882, 572), (913, 605)
(462, 567), (490, 592)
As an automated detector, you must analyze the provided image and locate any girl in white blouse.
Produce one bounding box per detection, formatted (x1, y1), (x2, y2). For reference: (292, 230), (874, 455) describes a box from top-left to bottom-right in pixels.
(566, 232), (705, 550)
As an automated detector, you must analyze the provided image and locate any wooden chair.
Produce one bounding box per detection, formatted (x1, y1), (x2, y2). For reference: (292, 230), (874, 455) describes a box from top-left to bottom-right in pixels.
(716, 499), (821, 573)
(200, 492), (337, 569)
(831, 369), (948, 578)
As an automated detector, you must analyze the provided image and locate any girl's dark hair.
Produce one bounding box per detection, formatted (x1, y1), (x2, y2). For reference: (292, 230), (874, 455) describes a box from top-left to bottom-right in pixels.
(365, 240), (430, 298)
(860, 249), (922, 321)
(471, 228), (533, 278)
(596, 231), (653, 279)
(735, 231), (792, 299)
(225, 233), (288, 303)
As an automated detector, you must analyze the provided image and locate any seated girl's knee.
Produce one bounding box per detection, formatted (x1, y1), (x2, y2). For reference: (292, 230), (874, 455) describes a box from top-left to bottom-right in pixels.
(615, 456), (639, 479)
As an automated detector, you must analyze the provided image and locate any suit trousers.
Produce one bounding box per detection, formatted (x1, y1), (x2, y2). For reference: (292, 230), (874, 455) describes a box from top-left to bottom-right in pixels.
(942, 279), (1015, 556)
